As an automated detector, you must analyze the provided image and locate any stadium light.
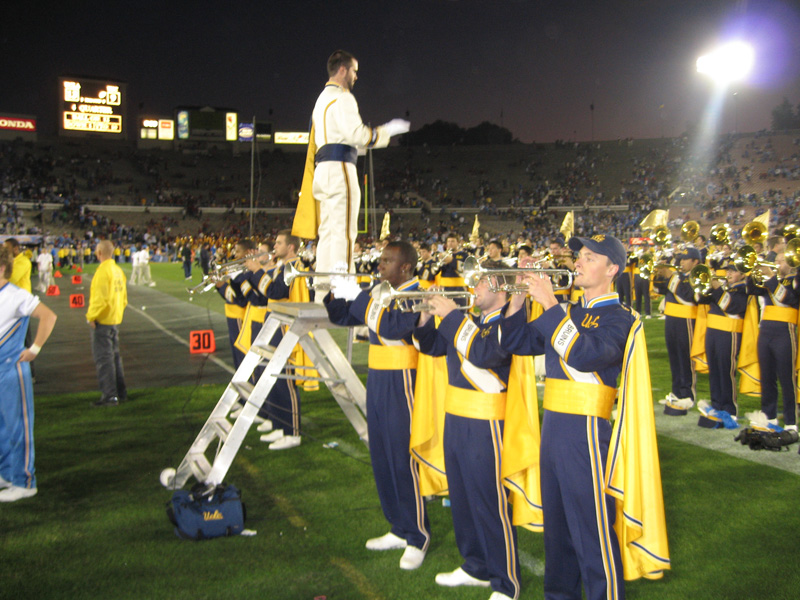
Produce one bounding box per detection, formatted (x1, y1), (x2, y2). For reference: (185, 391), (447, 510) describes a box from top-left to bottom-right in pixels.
(696, 41), (755, 84)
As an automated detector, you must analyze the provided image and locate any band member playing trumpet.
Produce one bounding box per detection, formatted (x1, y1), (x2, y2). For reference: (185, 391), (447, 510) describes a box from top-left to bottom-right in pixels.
(324, 241), (430, 571)
(654, 247), (700, 414)
(436, 233), (470, 304)
(696, 264), (747, 428)
(415, 260), (520, 599)
(215, 239), (254, 369)
(749, 252), (799, 431)
(500, 234), (669, 599)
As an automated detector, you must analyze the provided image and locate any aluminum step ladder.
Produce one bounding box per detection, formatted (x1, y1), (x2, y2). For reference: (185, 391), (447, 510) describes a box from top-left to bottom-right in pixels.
(160, 302), (367, 489)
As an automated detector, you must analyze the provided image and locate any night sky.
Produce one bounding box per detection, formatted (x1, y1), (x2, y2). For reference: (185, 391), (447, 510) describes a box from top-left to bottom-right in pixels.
(3, 0), (800, 142)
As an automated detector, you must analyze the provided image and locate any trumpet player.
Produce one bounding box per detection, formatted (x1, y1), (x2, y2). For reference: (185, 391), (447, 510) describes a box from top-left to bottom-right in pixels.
(748, 252), (799, 431)
(500, 235), (668, 600)
(416, 244), (438, 289)
(215, 239), (254, 369)
(324, 241), (430, 571)
(436, 233), (469, 303)
(696, 264), (747, 428)
(415, 261), (520, 599)
(239, 231), (309, 450)
(654, 247), (700, 415)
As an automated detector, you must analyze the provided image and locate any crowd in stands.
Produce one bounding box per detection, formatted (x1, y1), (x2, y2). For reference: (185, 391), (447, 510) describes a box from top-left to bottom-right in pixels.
(3, 130), (800, 252)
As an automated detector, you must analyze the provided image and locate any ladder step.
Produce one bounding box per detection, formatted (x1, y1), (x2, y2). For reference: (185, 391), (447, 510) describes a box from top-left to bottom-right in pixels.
(250, 344), (275, 360)
(230, 381), (254, 402)
(209, 418), (232, 440)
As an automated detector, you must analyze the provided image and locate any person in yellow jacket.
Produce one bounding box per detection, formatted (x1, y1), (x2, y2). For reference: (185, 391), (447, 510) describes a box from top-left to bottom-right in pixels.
(4, 238), (32, 293)
(86, 240), (128, 407)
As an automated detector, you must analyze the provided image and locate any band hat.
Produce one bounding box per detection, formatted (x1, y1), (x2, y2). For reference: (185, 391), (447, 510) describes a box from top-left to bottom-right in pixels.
(676, 247), (701, 261)
(567, 235), (627, 274)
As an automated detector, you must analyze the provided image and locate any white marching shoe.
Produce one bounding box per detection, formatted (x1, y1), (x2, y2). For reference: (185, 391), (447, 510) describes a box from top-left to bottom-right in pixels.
(269, 435), (301, 451)
(0, 485), (37, 502)
(260, 429), (284, 443)
(256, 420), (274, 433)
(488, 593), (514, 600)
(399, 546), (426, 570)
(365, 532), (407, 551)
(435, 567), (491, 588)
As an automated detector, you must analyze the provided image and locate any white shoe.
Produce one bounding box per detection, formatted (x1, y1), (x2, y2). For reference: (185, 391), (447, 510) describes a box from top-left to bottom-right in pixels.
(256, 420), (274, 433)
(399, 545), (426, 570)
(488, 593), (514, 600)
(269, 435), (301, 451)
(260, 430), (284, 443)
(435, 567), (491, 588)
(0, 474), (11, 489)
(365, 532), (407, 551)
(0, 485), (37, 502)
(785, 424), (798, 432)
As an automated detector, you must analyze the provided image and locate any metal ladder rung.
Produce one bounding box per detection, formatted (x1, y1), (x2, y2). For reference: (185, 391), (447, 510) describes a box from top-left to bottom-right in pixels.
(230, 381), (255, 402)
(250, 344), (275, 360)
(209, 417), (232, 440)
(275, 374), (345, 384)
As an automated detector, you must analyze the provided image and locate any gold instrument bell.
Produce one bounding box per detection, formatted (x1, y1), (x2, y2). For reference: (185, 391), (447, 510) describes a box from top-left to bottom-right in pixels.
(681, 220), (699, 243)
(689, 264), (727, 296)
(741, 220), (767, 246)
(710, 223), (731, 245)
(781, 224), (799, 241)
(651, 225), (672, 246)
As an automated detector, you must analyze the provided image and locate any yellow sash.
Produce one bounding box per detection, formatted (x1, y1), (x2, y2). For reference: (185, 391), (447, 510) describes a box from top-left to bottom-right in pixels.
(542, 379), (617, 420)
(368, 345), (419, 370)
(444, 385), (506, 420)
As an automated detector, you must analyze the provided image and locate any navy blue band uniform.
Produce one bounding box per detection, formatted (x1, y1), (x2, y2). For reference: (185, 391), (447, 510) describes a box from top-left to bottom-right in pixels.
(415, 307), (520, 599)
(749, 273), (799, 426)
(501, 293), (636, 600)
(654, 270), (698, 404)
(698, 279), (747, 421)
(216, 273), (248, 369)
(237, 258), (303, 436)
(325, 278), (431, 553)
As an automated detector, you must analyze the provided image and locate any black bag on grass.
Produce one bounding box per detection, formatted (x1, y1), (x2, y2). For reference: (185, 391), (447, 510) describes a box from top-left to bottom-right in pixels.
(166, 482), (246, 540)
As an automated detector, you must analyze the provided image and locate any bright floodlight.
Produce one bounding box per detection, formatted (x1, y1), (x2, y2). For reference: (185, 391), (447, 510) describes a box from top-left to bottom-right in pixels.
(696, 41), (755, 83)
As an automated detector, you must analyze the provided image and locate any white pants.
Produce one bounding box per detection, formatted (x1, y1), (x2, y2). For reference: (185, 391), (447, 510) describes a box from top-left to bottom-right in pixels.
(313, 161), (359, 276)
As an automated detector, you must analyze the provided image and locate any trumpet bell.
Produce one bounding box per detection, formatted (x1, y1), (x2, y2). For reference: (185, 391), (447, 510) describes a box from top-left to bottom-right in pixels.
(742, 221), (767, 246)
(786, 237), (800, 268)
(782, 224), (799, 241)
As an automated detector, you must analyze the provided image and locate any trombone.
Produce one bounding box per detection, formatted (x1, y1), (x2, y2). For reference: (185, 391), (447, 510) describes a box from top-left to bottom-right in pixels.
(371, 281), (474, 312)
(283, 262), (376, 290)
(733, 245), (777, 285)
(681, 220), (699, 243)
(710, 223), (731, 245)
(462, 256), (574, 294)
(741, 221), (767, 246)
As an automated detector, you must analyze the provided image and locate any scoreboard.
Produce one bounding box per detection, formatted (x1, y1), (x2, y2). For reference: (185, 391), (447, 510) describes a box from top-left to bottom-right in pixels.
(59, 77), (126, 137)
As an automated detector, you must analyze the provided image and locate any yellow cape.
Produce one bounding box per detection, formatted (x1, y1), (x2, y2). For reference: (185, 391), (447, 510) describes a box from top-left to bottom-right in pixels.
(737, 296), (761, 397)
(410, 353), (449, 496)
(690, 304), (709, 374)
(606, 318), (671, 581)
(291, 123), (320, 240)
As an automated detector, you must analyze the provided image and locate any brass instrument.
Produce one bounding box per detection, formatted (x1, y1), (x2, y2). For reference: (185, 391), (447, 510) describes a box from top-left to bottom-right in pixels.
(432, 249), (454, 271)
(186, 250), (271, 294)
(681, 220), (700, 243)
(283, 262), (375, 290)
(782, 224), (799, 241)
(462, 256), (574, 294)
(689, 264), (727, 296)
(651, 225), (672, 246)
(733, 245), (777, 285)
(741, 221), (767, 246)
(710, 223), (731, 245)
(370, 282), (474, 312)
(638, 253), (656, 280)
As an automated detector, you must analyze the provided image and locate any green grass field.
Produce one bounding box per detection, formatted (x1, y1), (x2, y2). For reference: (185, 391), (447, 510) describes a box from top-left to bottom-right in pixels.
(3, 262), (800, 599)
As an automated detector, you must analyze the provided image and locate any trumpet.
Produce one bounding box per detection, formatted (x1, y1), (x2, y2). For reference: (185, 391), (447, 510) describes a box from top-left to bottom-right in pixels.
(689, 264), (727, 296)
(186, 251), (272, 294)
(733, 245), (776, 285)
(462, 256), (574, 294)
(283, 262), (376, 290)
(370, 281), (474, 312)
(432, 249), (454, 271)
